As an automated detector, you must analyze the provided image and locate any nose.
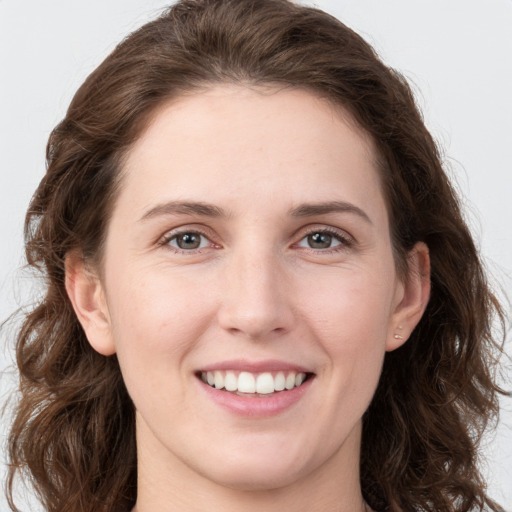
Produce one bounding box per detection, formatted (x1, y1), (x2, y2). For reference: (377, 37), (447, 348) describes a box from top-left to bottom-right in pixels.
(217, 250), (295, 340)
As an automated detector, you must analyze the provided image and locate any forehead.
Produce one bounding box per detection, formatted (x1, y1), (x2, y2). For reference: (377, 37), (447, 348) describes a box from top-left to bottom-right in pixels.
(118, 85), (385, 224)
(128, 84), (376, 164)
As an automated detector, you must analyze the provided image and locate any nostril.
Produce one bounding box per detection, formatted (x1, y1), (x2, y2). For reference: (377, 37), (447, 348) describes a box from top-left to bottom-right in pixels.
(217, 281), (295, 339)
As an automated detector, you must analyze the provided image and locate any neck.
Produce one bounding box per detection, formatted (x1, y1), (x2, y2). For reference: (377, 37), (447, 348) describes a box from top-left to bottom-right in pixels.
(132, 420), (369, 512)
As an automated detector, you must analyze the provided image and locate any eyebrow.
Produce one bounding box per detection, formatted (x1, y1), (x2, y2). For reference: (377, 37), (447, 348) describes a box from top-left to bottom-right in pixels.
(289, 201), (372, 224)
(139, 199), (372, 224)
(139, 201), (227, 221)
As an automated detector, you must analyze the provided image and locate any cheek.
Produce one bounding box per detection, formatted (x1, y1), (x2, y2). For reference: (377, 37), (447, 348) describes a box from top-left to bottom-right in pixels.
(297, 264), (395, 394)
(299, 265), (396, 345)
(105, 268), (215, 370)
(291, 267), (392, 441)
(105, 271), (217, 423)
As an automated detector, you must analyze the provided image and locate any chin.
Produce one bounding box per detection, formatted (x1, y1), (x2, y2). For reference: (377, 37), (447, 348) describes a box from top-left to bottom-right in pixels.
(211, 465), (306, 492)
(195, 447), (317, 492)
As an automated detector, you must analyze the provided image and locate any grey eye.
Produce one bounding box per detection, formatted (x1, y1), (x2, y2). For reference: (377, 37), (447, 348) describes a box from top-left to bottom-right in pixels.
(299, 232), (342, 249)
(307, 232), (333, 249)
(169, 232), (208, 250)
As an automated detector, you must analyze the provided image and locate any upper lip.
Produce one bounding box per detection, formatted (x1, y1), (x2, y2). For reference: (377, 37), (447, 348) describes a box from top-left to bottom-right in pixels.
(198, 359), (312, 374)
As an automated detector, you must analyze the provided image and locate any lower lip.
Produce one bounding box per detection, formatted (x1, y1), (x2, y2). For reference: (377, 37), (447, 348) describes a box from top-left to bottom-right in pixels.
(198, 377), (314, 418)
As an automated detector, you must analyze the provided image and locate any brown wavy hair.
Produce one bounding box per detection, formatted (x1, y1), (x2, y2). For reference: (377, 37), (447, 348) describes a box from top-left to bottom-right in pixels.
(7, 1), (508, 511)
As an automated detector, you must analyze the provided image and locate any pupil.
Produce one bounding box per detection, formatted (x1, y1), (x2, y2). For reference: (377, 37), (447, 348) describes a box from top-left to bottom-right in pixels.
(308, 232), (332, 249)
(178, 233), (200, 249)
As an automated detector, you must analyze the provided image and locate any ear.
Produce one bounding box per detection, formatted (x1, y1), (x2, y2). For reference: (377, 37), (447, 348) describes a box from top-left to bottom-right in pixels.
(65, 252), (116, 356)
(386, 242), (431, 351)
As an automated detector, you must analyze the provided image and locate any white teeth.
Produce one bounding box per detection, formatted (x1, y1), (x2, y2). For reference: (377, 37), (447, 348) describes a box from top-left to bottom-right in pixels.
(238, 372), (256, 393)
(214, 371), (224, 389)
(285, 373), (296, 390)
(256, 372), (274, 394)
(274, 372), (286, 391)
(201, 370), (308, 394)
(224, 371), (238, 391)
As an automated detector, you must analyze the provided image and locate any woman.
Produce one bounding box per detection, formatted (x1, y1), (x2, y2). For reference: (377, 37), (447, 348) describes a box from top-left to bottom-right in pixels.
(6, 0), (508, 511)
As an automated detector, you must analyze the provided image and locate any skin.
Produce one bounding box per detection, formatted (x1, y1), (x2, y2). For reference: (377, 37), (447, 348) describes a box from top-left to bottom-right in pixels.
(66, 85), (430, 512)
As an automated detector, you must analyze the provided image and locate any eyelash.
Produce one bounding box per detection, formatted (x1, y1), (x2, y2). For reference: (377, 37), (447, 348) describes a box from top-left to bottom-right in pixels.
(158, 227), (354, 254)
(159, 228), (217, 253)
(296, 227), (354, 254)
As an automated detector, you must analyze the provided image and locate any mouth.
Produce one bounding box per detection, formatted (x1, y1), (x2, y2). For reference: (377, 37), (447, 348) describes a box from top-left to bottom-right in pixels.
(197, 370), (313, 397)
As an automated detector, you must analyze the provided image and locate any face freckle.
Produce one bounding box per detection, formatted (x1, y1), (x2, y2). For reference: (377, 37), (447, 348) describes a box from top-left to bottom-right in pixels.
(93, 84), (406, 494)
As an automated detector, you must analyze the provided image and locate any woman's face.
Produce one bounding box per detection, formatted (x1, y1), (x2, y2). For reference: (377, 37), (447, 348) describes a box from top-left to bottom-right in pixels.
(74, 85), (426, 492)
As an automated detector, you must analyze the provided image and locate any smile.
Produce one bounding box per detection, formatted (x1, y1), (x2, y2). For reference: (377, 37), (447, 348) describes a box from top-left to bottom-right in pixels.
(200, 370), (309, 395)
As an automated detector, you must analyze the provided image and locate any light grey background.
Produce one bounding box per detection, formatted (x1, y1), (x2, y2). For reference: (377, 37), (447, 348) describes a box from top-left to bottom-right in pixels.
(1, 0), (511, 510)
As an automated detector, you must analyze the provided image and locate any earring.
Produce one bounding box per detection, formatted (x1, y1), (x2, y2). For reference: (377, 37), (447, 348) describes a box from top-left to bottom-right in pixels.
(393, 325), (404, 340)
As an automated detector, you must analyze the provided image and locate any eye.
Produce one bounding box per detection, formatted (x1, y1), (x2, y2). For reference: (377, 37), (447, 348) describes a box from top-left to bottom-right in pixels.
(165, 231), (211, 251)
(296, 229), (352, 251)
